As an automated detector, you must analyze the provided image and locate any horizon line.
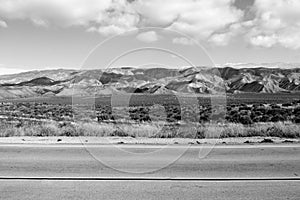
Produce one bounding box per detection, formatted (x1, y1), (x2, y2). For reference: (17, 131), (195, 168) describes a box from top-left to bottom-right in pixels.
(0, 62), (300, 76)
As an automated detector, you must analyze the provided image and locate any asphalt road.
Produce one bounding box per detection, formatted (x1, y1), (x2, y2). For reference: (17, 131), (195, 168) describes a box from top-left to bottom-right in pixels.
(0, 144), (299, 177)
(1, 180), (299, 200)
(0, 144), (299, 199)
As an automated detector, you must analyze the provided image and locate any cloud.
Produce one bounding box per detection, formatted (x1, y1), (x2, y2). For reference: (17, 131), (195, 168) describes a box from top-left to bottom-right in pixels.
(134, 0), (243, 41)
(136, 31), (159, 43)
(0, 0), (112, 26)
(0, 19), (7, 28)
(172, 37), (194, 46)
(0, 0), (138, 35)
(1, 0), (299, 49)
(91, 0), (139, 36)
(0, 0), (243, 41)
(249, 34), (277, 48)
(208, 22), (248, 46)
(96, 25), (129, 37)
(246, 0), (300, 49)
(209, 33), (232, 46)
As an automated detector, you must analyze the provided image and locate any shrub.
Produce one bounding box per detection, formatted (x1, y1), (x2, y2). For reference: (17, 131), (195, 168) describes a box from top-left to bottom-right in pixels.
(294, 117), (300, 124)
(282, 103), (292, 107)
(253, 116), (262, 123)
(261, 115), (270, 122)
(265, 122), (300, 138)
(2, 127), (19, 137)
(37, 124), (59, 136)
(270, 114), (285, 122)
(129, 107), (151, 122)
(220, 123), (245, 138)
(0, 119), (299, 139)
(110, 129), (129, 137)
(239, 115), (253, 125)
(60, 126), (77, 136)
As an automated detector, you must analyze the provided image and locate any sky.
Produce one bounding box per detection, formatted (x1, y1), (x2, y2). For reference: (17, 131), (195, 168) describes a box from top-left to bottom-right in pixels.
(0, 0), (300, 74)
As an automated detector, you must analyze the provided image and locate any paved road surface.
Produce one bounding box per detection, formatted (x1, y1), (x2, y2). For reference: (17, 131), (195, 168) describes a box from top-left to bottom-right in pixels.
(0, 144), (299, 199)
(0, 144), (299, 177)
(1, 180), (299, 200)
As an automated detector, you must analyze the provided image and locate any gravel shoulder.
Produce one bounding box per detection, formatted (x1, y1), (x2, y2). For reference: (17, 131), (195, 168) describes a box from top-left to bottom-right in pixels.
(0, 136), (299, 145)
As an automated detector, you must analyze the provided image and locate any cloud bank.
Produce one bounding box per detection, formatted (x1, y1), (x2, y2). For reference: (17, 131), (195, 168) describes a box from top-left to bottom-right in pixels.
(0, 0), (299, 49)
(247, 0), (300, 49)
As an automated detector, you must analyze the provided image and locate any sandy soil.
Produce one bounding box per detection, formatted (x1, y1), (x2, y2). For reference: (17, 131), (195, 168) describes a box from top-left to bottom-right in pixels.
(0, 136), (299, 145)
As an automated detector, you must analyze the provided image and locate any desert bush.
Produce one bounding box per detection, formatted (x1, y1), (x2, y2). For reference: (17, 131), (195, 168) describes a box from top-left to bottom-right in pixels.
(196, 128), (206, 139)
(37, 124), (60, 136)
(129, 107), (151, 122)
(294, 107), (300, 115)
(266, 122), (300, 138)
(239, 115), (253, 125)
(220, 123), (246, 138)
(282, 103), (292, 107)
(205, 125), (223, 138)
(1, 127), (20, 137)
(216, 122), (300, 138)
(293, 117), (300, 124)
(0, 118), (300, 139)
(110, 129), (129, 137)
(60, 125), (77, 137)
(120, 123), (160, 138)
(75, 122), (112, 136)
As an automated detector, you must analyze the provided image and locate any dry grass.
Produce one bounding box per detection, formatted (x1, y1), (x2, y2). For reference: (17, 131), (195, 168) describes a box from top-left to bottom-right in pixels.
(0, 121), (299, 138)
(75, 122), (161, 137)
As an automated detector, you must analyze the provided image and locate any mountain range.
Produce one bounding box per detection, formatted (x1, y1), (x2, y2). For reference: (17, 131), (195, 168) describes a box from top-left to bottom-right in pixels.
(0, 66), (300, 99)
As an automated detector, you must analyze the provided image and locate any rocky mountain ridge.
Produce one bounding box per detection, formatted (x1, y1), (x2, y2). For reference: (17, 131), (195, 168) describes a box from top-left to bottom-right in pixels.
(0, 66), (300, 99)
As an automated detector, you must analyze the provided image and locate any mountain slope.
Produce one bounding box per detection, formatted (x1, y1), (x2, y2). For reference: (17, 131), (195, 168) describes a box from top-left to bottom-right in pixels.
(0, 66), (300, 99)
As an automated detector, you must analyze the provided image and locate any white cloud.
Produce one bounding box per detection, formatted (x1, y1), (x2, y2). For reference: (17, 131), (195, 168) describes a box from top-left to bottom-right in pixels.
(0, 19), (7, 28)
(208, 22), (246, 46)
(1, 0), (300, 49)
(250, 34), (278, 48)
(5, 0), (138, 35)
(136, 31), (159, 43)
(0, 0), (137, 35)
(172, 37), (194, 45)
(134, 0), (243, 41)
(0, 0), (111, 26)
(86, 26), (97, 33)
(209, 33), (232, 46)
(0, 0), (243, 42)
(246, 0), (300, 49)
(31, 18), (49, 27)
(97, 25), (128, 37)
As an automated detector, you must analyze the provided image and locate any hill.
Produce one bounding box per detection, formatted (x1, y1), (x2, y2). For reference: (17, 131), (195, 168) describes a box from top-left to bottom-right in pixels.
(0, 66), (300, 99)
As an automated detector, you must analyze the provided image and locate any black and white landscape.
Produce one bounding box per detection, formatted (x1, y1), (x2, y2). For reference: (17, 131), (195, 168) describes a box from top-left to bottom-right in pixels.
(0, 0), (299, 199)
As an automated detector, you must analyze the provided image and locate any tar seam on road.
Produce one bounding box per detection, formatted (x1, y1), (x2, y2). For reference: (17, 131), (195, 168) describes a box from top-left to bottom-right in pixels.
(1, 177), (300, 182)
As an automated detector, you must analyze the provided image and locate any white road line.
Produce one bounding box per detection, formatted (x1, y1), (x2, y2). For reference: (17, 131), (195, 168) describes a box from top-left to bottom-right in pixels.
(0, 144), (299, 148)
(0, 177), (299, 182)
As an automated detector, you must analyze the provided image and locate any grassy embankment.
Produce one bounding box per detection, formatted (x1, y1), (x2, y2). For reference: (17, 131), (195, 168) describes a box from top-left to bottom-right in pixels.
(0, 121), (299, 138)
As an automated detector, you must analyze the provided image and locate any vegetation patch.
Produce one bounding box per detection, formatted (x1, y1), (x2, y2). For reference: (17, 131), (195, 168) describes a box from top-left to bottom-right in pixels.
(0, 94), (300, 139)
(1, 121), (299, 139)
